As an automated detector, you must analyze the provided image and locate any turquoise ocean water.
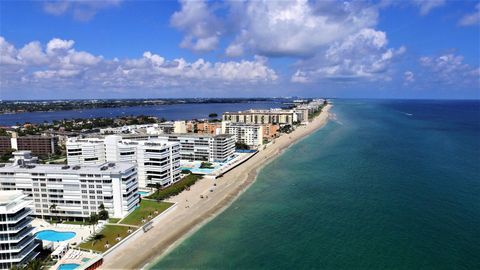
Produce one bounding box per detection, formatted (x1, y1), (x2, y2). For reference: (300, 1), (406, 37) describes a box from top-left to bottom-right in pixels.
(153, 100), (480, 269)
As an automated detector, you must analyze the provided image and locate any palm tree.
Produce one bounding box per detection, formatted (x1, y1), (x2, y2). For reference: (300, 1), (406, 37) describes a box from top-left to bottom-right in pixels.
(24, 259), (43, 270)
(49, 204), (57, 223)
(154, 182), (161, 195)
(89, 213), (99, 234)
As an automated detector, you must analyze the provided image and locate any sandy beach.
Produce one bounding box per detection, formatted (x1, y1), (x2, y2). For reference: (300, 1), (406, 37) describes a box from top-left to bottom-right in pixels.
(101, 104), (332, 269)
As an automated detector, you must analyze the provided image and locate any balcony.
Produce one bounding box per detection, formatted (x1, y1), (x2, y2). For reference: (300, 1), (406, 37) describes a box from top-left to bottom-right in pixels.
(0, 236), (35, 254)
(0, 217), (33, 234)
(0, 226), (34, 243)
(0, 208), (33, 224)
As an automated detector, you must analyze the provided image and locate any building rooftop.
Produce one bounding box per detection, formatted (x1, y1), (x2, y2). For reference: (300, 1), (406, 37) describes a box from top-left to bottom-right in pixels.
(0, 190), (24, 205)
(0, 161), (135, 174)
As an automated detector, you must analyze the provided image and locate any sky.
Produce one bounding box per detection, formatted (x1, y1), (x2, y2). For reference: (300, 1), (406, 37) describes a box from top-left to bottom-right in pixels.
(0, 0), (479, 100)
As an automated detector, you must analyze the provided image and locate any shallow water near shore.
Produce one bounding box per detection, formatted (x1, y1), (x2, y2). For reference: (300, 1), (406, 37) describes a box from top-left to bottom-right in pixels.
(152, 100), (480, 269)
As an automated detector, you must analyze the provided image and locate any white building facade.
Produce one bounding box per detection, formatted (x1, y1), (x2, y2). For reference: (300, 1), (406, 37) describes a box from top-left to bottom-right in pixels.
(221, 122), (263, 148)
(155, 134), (235, 163)
(0, 191), (39, 270)
(222, 109), (298, 125)
(67, 135), (181, 188)
(0, 153), (139, 220)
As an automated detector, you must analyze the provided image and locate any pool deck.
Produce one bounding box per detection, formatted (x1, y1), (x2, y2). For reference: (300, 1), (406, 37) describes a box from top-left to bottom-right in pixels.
(32, 219), (101, 249)
(51, 249), (102, 270)
(181, 152), (256, 178)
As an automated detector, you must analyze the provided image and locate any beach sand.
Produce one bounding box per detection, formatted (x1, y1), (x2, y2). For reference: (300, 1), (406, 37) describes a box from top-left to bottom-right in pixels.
(101, 104), (332, 269)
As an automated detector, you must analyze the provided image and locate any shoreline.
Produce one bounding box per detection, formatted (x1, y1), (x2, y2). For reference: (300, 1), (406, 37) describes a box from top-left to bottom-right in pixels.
(101, 104), (332, 269)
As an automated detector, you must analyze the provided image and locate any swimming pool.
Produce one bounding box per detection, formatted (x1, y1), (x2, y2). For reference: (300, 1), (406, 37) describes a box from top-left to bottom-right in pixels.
(138, 191), (149, 196)
(57, 263), (79, 270)
(36, 230), (76, 242)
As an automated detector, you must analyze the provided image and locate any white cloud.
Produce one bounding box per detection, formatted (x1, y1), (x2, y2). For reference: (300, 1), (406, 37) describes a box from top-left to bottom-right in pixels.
(291, 29), (405, 82)
(412, 0), (445, 15)
(0, 36), (277, 93)
(170, 0), (377, 57)
(170, 0), (222, 52)
(225, 0), (378, 57)
(403, 71), (415, 85)
(419, 53), (479, 87)
(0, 37), (21, 65)
(43, 0), (122, 21)
(18, 41), (49, 65)
(458, 3), (480, 26)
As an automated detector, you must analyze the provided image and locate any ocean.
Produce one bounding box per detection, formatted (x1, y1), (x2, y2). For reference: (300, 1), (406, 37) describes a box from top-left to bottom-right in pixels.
(0, 101), (280, 126)
(152, 100), (480, 269)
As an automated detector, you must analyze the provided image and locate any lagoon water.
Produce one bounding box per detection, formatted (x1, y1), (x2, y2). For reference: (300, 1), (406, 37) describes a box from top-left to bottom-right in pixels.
(153, 100), (480, 269)
(0, 101), (280, 126)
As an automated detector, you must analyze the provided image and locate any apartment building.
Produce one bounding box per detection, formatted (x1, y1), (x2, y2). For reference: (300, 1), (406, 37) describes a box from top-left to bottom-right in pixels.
(262, 124), (279, 140)
(9, 134), (58, 156)
(0, 151), (139, 220)
(196, 122), (222, 135)
(100, 121), (187, 135)
(222, 109), (297, 125)
(0, 137), (11, 156)
(104, 136), (181, 188)
(67, 136), (181, 188)
(222, 122), (263, 148)
(66, 138), (106, 165)
(155, 133), (235, 163)
(0, 191), (39, 270)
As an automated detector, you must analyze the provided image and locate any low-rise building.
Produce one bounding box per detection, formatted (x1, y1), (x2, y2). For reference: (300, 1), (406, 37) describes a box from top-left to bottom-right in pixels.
(0, 191), (39, 270)
(196, 122), (222, 135)
(0, 151), (139, 220)
(262, 124), (279, 140)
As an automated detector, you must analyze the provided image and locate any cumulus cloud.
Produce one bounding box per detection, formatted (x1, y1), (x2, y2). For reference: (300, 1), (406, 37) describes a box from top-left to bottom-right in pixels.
(226, 0), (378, 57)
(419, 53), (479, 87)
(458, 3), (480, 26)
(412, 0), (445, 15)
(0, 36), (277, 94)
(170, 0), (223, 52)
(403, 71), (415, 85)
(171, 0), (377, 57)
(43, 0), (122, 21)
(291, 29), (405, 82)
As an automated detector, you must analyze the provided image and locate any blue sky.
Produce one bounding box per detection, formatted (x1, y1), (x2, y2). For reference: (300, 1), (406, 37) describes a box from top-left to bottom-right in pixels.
(0, 0), (479, 99)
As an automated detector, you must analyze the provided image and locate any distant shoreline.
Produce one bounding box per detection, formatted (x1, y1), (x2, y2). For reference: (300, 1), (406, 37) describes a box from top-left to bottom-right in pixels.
(100, 104), (332, 269)
(0, 98), (284, 115)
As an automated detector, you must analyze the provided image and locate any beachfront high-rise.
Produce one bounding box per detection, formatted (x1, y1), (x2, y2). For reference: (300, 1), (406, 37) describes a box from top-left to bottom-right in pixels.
(223, 109), (298, 125)
(0, 151), (139, 220)
(155, 133), (236, 163)
(0, 191), (39, 270)
(67, 135), (181, 188)
(221, 122), (264, 148)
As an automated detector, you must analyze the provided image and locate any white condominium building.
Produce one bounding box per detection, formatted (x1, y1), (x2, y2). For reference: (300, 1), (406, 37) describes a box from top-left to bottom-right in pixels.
(67, 135), (181, 188)
(66, 138), (106, 165)
(104, 136), (181, 188)
(155, 133), (235, 163)
(223, 109), (298, 125)
(0, 191), (39, 270)
(221, 122), (263, 148)
(0, 152), (139, 220)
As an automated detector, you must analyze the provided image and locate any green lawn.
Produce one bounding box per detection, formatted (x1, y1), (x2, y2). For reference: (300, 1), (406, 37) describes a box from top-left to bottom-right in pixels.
(78, 225), (132, 253)
(108, 218), (121, 224)
(147, 174), (203, 201)
(63, 220), (92, 226)
(120, 200), (173, 226)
